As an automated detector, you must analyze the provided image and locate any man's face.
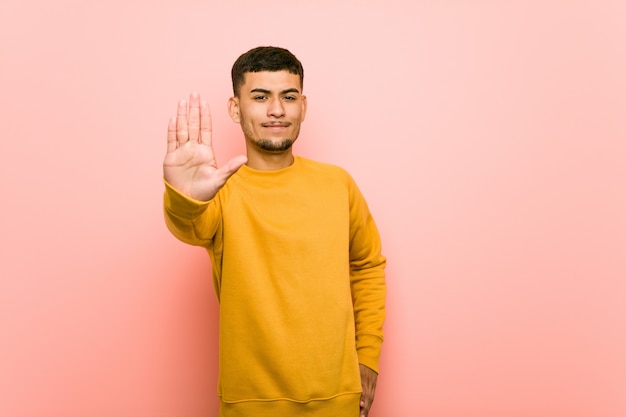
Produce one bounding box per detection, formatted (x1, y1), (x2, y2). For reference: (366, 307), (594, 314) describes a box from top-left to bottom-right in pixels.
(229, 70), (307, 153)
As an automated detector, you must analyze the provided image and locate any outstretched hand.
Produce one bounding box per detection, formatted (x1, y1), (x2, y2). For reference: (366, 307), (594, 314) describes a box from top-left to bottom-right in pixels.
(163, 92), (247, 201)
(359, 364), (378, 417)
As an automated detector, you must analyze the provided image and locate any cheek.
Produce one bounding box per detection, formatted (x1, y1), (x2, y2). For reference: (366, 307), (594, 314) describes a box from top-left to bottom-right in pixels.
(241, 107), (261, 125)
(292, 107), (305, 122)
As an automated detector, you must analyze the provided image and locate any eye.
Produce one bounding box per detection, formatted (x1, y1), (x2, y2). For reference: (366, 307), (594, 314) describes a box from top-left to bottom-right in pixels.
(253, 95), (267, 101)
(283, 96), (296, 101)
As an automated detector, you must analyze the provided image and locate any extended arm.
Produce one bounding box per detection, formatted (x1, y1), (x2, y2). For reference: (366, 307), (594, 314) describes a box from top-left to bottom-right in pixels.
(163, 93), (247, 245)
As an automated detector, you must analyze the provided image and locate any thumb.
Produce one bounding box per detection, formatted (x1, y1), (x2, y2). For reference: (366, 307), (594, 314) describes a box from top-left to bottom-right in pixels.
(225, 155), (248, 174)
(216, 155), (247, 181)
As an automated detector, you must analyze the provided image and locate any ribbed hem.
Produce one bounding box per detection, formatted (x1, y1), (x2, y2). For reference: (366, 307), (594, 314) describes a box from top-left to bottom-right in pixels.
(219, 392), (361, 417)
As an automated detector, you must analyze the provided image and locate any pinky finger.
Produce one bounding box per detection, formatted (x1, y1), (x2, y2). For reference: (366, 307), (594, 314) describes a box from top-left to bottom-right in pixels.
(167, 117), (177, 152)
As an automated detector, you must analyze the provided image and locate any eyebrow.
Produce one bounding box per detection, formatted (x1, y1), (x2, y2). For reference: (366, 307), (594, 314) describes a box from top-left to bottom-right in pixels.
(250, 88), (301, 95)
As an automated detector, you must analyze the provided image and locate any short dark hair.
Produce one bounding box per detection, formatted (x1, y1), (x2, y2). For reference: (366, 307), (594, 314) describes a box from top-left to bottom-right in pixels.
(231, 46), (304, 96)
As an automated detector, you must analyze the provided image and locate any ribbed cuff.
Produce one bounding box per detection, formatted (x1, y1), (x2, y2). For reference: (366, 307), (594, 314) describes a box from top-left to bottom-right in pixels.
(163, 179), (210, 218)
(356, 334), (383, 373)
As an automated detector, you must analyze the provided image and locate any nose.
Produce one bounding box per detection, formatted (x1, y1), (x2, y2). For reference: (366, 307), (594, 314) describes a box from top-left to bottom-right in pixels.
(267, 97), (285, 118)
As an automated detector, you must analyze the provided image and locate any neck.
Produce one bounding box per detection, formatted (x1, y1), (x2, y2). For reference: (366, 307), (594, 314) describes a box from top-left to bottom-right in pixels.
(245, 148), (295, 171)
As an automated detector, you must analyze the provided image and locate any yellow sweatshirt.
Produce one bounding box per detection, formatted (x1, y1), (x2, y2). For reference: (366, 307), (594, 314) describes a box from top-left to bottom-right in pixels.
(164, 157), (386, 417)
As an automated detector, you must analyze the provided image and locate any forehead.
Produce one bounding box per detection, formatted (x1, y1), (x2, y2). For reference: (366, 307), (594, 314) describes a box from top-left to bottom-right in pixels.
(241, 70), (302, 92)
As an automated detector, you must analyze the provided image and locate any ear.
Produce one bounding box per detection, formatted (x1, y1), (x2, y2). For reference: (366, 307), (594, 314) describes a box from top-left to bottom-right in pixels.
(300, 95), (307, 122)
(228, 97), (241, 123)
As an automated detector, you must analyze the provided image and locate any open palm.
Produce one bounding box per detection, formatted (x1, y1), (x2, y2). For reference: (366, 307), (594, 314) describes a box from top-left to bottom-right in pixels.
(163, 92), (246, 201)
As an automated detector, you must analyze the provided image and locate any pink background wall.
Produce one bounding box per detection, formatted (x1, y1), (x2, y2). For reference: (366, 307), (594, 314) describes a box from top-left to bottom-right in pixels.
(1, 1), (625, 416)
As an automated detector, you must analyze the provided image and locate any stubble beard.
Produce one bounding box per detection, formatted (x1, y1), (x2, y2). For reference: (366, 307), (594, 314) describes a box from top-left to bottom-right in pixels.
(254, 138), (295, 152)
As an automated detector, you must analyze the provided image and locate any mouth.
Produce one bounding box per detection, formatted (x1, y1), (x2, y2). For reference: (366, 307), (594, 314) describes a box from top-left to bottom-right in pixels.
(262, 122), (291, 128)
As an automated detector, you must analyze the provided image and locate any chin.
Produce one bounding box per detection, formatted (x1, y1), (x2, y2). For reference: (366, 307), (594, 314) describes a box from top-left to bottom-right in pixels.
(255, 138), (295, 152)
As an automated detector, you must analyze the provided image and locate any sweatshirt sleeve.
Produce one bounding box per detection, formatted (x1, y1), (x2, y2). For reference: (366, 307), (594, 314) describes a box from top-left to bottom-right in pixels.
(347, 176), (387, 374)
(163, 179), (221, 247)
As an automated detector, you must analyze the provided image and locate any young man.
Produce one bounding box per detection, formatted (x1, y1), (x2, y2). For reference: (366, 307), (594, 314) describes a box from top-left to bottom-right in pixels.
(163, 46), (386, 417)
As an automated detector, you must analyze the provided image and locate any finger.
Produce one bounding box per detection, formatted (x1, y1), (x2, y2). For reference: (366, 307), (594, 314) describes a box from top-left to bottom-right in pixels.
(188, 92), (200, 143)
(360, 393), (372, 417)
(176, 99), (189, 144)
(166, 117), (177, 152)
(199, 99), (212, 145)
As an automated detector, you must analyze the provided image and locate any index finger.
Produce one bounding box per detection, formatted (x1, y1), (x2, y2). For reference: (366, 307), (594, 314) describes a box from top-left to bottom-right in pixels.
(176, 99), (189, 145)
(187, 92), (201, 142)
(199, 99), (212, 145)
(166, 117), (177, 153)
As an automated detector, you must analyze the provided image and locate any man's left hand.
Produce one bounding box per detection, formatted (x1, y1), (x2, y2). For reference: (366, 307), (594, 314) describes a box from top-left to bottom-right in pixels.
(359, 364), (378, 417)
